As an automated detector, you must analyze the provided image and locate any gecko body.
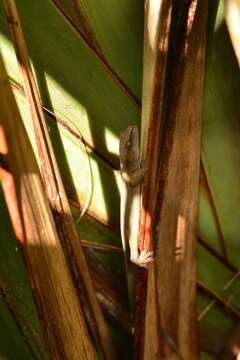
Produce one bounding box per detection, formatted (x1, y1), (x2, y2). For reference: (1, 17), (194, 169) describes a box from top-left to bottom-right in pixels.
(119, 125), (153, 275)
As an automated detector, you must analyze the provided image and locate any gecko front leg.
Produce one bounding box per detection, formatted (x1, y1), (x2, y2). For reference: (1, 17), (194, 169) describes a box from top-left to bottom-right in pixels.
(128, 167), (154, 268)
(131, 249), (154, 268)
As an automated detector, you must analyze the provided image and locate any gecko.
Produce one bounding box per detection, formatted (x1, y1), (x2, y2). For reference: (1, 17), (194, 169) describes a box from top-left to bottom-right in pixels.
(119, 125), (153, 303)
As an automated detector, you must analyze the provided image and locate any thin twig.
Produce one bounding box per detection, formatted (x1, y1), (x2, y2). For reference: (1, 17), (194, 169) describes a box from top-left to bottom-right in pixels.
(198, 272), (240, 321)
(81, 240), (122, 253)
(50, 0), (141, 110)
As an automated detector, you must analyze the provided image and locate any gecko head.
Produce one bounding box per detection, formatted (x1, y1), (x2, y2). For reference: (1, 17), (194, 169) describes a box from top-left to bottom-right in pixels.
(120, 125), (138, 152)
(119, 125), (140, 170)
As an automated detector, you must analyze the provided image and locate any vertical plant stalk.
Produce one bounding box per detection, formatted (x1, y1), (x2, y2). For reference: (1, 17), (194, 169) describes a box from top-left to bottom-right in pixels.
(0, 53), (94, 359)
(135, 1), (172, 357)
(139, 0), (172, 254)
(4, 1), (115, 359)
(144, 0), (208, 358)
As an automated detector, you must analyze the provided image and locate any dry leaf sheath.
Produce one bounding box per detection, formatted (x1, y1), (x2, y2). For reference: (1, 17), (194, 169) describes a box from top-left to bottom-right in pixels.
(0, 52), (94, 359)
(144, 1), (207, 358)
(4, 0), (115, 358)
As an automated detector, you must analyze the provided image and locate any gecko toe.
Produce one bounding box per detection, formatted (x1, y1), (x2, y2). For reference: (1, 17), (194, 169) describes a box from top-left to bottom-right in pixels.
(137, 250), (154, 268)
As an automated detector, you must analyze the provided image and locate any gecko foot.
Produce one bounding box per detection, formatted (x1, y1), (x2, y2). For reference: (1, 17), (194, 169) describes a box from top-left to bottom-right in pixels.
(131, 249), (154, 269)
